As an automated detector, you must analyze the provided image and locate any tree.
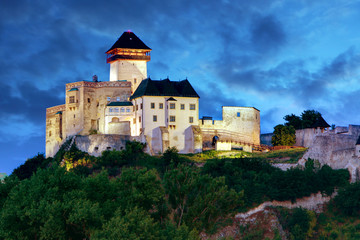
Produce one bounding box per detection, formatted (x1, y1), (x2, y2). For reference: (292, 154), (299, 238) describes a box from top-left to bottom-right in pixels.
(284, 110), (322, 129)
(11, 153), (49, 180)
(301, 110), (321, 129)
(163, 164), (241, 231)
(271, 124), (296, 146)
(284, 114), (302, 130)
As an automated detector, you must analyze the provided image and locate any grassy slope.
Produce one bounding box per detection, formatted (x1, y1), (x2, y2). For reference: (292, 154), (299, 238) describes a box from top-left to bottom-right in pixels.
(182, 148), (307, 164)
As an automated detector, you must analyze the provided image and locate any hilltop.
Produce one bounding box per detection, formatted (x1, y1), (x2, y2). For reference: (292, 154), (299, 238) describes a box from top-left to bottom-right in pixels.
(1, 143), (359, 239)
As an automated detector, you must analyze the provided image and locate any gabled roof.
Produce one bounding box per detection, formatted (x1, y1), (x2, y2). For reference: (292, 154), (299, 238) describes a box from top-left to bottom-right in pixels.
(106, 31), (151, 53)
(130, 78), (200, 100)
(311, 115), (330, 128)
(107, 102), (133, 107)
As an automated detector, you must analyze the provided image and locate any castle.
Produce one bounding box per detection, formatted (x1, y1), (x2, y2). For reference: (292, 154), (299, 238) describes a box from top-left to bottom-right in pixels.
(46, 31), (260, 157)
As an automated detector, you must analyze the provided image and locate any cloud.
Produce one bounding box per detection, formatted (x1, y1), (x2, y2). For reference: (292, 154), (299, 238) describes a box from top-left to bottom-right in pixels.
(250, 15), (287, 53)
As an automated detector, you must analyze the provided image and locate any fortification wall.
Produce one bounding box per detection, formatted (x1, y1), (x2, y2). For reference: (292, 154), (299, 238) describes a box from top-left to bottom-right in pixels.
(260, 133), (273, 146)
(300, 133), (360, 181)
(74, 134), (140, 157)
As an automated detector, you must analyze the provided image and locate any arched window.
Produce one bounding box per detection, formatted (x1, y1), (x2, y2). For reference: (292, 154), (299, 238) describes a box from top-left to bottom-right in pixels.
(112, 117), (119, 123)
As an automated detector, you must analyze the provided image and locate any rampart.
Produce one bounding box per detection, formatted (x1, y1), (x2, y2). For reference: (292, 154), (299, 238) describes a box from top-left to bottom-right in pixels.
(74, 134), (141, 157)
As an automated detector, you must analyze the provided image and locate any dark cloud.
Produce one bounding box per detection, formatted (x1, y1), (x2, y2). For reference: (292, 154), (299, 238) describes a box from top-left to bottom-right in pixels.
(0, 81), (63, 125)
(198, 83), (246, 120)
(250, 15), (287, 53)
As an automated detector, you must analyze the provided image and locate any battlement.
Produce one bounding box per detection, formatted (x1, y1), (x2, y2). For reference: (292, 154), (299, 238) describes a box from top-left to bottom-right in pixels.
(65, 81), (131, 90)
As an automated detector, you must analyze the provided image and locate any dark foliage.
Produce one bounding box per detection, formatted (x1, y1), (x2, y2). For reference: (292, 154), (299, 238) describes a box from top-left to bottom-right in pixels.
(334, 181), (360, 216)
(202, 158), (349, 208)
(11, 153), (50, 180)
(284, 109), (321, 129)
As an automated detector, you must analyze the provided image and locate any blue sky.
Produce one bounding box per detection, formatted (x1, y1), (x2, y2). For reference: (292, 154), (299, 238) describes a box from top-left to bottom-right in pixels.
(1, 0), (360, 174)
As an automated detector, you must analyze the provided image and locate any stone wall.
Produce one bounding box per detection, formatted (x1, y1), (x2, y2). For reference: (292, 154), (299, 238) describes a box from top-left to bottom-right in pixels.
(300, 132), (360, 182)
(74, 134), (141, 157)
(260, 133), (273, 146)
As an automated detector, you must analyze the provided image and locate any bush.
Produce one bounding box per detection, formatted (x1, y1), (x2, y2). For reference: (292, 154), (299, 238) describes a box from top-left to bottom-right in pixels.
(334, 181), (360, 216)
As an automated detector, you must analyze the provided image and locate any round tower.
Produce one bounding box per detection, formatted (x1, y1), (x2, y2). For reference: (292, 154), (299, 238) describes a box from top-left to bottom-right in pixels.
(106, 31), (151, 93)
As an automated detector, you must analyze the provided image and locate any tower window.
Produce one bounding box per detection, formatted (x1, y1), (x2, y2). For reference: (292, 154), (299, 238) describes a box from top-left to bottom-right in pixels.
(237, 112), (241, 117)
(170, 115), (176, 122)
(74, 114), (76, 118)
(140, 103), (143, 109)
(153, 115), (157, 122)
(69, 96), (75, 103)
(134, 78), (137, 84)
(181, 104), (185, 110)
(190, 104), (196, 110)
(88, 98), (90, 103)
(139, 116), (141, 122)
(159, 103), (163, 109)
(151, 102), (155, 109)
(136, 105), (139, 111)
(189, 116), (194, 123)
(170, 103), (175, 109)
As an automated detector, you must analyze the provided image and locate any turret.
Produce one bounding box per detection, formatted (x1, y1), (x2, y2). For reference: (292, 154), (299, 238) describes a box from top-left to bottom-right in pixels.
(106, 31), (151, 93)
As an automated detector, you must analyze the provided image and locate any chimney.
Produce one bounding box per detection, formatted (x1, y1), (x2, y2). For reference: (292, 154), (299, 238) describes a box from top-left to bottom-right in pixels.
(92, 75), (98, 82)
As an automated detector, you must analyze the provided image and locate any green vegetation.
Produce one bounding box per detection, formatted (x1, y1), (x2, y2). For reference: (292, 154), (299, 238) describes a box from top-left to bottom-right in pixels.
(249, 147), (307, 163)
(0, 142), (355, 239)
(284, 109), (322, 129)
(271, 124), (296, 146)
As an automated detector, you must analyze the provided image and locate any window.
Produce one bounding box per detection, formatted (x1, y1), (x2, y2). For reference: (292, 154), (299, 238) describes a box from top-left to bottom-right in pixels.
(134, 78), (137, 84)
(87, 98), (90, 103)
(126, 108), (130, 113)
(139, 116), (141, 122)
(69, 96), (75, 103)
(120, 107), (125, 113)
(107, 97), (111, 102)
(116, 97), (120, 101)
(133, 118), (136, 124)
(189, 116), (194, 123)
(115, 108), (119, 112)
(109, 108), (113, 113)
(74, 114), (76, 118)
(49, 131), (52, 137)
(151, 102), (155, 109)
(153, 115), (157, 122)
(181, 104), (185, 110)
(136, 105), (139, 111)
(237, 112), (240, 117)
(170, 115), (176, 122)
(159, 103), (163, 109)
(190, 104), (196, 110)
(170, 103), (175, 109)
(140, 103), (143, 109)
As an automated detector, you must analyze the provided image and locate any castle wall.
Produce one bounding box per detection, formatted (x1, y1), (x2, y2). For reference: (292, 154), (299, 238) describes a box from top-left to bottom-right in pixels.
(45, 104), (66, 157)
(74, 134), (140, 157)
(260, 133), (273, 146)
(199, 107), (260, 151)
(300, 133), (360, 181)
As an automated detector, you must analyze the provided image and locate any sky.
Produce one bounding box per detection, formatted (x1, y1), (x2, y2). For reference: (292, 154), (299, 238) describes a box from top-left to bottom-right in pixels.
(1, 0), (360, 174)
